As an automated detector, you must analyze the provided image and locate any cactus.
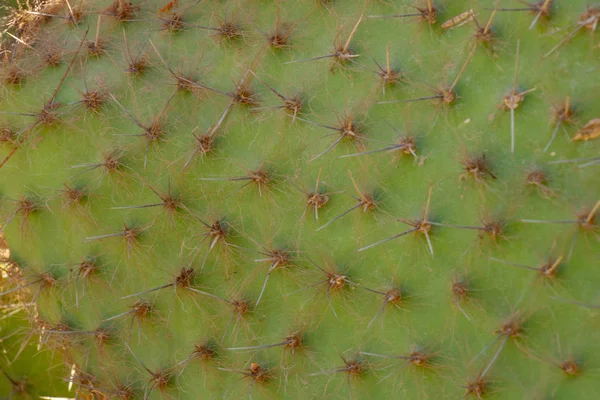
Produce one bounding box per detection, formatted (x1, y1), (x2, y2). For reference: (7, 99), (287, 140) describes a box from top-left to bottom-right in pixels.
(1, 0), (599, 398)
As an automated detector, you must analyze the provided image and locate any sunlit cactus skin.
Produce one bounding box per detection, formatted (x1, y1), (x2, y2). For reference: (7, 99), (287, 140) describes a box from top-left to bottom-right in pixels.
(1, 0), (600, 399)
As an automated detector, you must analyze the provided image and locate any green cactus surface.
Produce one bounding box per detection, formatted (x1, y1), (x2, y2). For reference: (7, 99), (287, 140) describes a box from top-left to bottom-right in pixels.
(1, 0), (600, 399)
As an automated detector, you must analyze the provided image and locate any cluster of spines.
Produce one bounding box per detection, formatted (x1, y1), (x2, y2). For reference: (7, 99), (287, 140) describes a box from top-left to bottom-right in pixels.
(0, 0), (599, 399)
